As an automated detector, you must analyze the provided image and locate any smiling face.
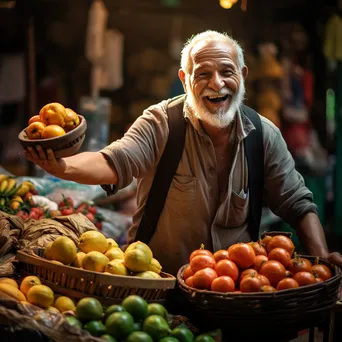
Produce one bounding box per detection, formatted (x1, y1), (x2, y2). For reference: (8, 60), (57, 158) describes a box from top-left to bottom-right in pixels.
(179, 40), (247, 128)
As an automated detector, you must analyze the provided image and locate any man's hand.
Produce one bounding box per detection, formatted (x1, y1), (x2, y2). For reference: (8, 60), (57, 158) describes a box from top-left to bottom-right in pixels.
(24, 145), (66, 177)
(327, 252), (342, 269)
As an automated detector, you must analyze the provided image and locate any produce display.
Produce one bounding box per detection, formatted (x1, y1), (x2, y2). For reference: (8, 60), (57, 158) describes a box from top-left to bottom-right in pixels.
(43, 232), (163, 279)
(181, 236), (333, 293)
(25, 102), (80, 140)
(0, 275), (215, 342)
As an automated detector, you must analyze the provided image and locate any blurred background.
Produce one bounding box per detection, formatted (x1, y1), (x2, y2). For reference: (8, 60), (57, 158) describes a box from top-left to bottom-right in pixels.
(0, 0), (341, 247)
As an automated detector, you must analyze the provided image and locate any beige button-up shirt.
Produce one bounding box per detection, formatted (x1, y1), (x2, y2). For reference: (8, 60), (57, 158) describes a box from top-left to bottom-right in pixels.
(101, 97), (317, 275)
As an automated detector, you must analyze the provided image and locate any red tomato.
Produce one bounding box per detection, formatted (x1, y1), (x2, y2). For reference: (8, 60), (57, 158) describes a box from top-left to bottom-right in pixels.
(288, 257), (312, 275)
(88, 205), (97, 215)
(213, 250), (229, 262)
(214, 259), (239, 281)
(266, 235), (295, 255)
(276, 278), (299, 290)
(293, 271), (317, 286)
(259, 260), (286, 287)
(211, 276), (235, 292)
(240, 275), (262, 293)
(60, 207), (74, 216)
(253, 255), (268, 272)
(228, 243), (256, 269)
(16, 210), (29, 220)
(268, 248), (292, 268)
(240, 268), (258, 280)
(189, 249), (213, 262)
(190, 254), (216, 273)
(95, 221), (103, 230)
(257, 274), (270, 286)
(85, 212), (95, 222)
(183, 265), (194, 280)
(250, 242), (267, 256)
(261, 235), (272, 248)
(315, 277), (323, 283)
(311, 264), (332, 281)
(193, 268), (217, 290)
(185, 276), (194, 288)
(59, 196), (74, 209)
(260, 285), (276, 292)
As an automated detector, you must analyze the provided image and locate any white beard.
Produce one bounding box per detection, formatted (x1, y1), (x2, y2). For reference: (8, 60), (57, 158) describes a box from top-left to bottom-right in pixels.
(186, 78), (246, 129)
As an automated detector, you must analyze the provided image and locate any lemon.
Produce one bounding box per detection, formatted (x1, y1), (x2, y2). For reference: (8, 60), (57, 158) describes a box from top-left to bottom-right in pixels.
(54, 296), (76, 313)
(142, 315), (170, 341)
(72, 252), (86, 268)
(105, 311), (134, 340)
(78, 231), (108, 253)
(121, 295), (148, 322)
(0, 277), (19, 288)
(27, 284), (54, 308)
(82, 251), (109, 272)
(125, 241), (153, 260)
(124, 249), (152, 273)
(106, 238), (119, 250)
(84, 320), (106, 337)
(105, 259), (128, 276)
(44, 241), (53, 259)
(105, 247), (125, 261)
(50, 260), (63, 265)
(20, 275), (41, 296)
(48, 236), (77, 265)
(47, 306), (60, 314)
(65, 315), (82, 329)
(149, 258), (162, 274)
(135, 271), (161, 279)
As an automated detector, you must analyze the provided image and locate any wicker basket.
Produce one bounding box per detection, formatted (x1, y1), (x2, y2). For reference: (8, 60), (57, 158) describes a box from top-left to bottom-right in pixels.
(177, 255), (341, 339)
(15, 249), (176, 305)
(18, 115), (87, 158)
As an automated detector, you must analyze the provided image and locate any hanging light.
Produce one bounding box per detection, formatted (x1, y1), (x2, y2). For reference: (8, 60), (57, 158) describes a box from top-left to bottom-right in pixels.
(219, 0), (235, 9)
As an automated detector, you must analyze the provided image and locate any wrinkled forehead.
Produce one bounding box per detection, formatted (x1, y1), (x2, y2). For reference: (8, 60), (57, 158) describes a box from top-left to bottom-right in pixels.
(189, 40), (238, 73)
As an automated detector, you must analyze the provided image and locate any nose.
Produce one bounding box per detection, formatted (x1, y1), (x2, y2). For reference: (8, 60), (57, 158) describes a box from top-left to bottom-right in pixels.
(208, 72), (225, 91)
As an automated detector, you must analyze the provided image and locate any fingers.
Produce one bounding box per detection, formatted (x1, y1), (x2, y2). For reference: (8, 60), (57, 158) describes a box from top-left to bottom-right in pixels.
(46, 148), (58, 163)
(36, 145), (48, 160)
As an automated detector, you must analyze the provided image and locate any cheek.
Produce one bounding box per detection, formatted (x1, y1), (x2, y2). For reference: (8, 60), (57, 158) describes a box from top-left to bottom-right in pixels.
(193, 80), (207, 97)
(227, 76), (241, 93)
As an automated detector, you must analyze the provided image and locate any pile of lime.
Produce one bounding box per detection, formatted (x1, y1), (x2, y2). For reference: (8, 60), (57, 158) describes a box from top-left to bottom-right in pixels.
(65, 295), (216, 341)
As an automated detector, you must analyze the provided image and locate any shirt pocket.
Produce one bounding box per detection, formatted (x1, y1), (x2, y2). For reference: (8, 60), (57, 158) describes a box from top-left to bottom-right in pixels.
(166, 175), (197, 218)
(228, 189), (249, 228)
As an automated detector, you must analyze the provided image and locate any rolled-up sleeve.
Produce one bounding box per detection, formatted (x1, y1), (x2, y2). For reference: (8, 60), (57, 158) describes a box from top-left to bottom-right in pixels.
(262, 120), (318, 226)
(100, 101), (169, 195)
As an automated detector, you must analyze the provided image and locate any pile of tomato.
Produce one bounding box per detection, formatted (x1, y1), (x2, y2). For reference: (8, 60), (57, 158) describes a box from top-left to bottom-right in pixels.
(182, 235), (333, 293)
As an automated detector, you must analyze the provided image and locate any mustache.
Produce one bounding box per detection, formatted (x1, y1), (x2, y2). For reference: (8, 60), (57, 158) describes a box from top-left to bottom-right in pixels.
(201, 88), (234, 97)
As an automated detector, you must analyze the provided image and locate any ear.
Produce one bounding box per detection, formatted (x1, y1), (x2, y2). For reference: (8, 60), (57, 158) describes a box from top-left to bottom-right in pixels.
(242, 66), (248, 80)
(178, 69), (187, 93)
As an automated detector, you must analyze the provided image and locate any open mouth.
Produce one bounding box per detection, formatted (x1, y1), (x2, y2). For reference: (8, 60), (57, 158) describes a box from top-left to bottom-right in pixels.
(205, 94), (230, 103)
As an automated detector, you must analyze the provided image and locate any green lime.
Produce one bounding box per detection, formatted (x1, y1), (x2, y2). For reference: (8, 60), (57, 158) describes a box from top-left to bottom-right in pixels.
(159, 338), (180, 342)
(126, 331), (154, 342)
(121, 295), (148, 322)
(142, 314), (170, 341)
(75, 297), (103, 322)
(105, 304), (126, 318)
(83, 320), (106, 337)
(105, 311), (134, 340)
(100, 334), (118, 342)
(170, 326), (194, 342)
(64, 315), (82, 329)
(147, 303), (168, 321)
(194, 335), (216, 342)
(133, 321), (142, 331)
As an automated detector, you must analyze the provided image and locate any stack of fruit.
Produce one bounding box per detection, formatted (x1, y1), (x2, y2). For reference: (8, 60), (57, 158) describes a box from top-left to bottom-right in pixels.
(25, 103), (80, 140)
(181, 235), (333, 293)
(43, 231), (164, 279)
(0, 174), (37, 213)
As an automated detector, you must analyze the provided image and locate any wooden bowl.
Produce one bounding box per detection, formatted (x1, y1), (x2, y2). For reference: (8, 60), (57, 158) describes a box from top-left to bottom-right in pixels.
(18, 115), (87, 158)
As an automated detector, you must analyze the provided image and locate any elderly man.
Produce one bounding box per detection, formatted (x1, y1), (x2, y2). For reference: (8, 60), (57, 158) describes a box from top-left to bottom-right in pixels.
(24, 30), (342, 276)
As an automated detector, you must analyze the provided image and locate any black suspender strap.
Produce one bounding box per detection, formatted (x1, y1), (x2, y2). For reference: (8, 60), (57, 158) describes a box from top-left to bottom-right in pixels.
(134, 96), (186, 244)
(242, 104), (264, 241)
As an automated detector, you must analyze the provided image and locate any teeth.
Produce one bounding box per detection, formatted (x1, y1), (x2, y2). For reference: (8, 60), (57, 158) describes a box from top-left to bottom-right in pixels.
(207, 95), (226, 99)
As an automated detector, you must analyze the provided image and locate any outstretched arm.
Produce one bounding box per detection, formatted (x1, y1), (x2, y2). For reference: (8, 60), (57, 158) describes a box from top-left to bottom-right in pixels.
(24, 145), (117, 185)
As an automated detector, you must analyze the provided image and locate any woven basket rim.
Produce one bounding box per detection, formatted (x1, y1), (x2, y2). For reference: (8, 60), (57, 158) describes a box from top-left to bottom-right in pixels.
(177, 254), (342, 299)
(16, 248), (176, 290)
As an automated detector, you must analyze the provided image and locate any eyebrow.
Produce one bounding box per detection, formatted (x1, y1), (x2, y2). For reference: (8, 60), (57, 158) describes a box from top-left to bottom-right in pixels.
(194, 61), (236, 72)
